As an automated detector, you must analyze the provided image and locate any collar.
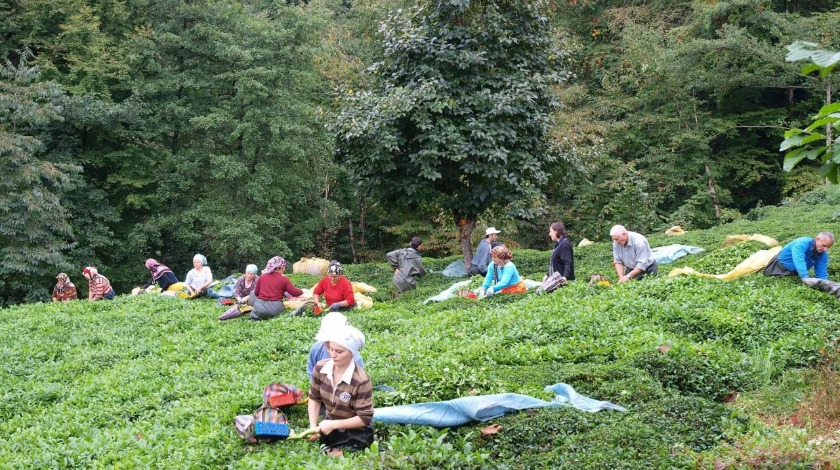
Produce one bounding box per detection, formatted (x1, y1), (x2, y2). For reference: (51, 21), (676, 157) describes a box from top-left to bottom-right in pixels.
(319, 359), (356, 385)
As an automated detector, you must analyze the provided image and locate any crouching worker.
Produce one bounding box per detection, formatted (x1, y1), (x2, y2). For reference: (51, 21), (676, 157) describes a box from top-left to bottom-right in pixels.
(249, 256), (302, 320)
(306, 324), (373, 457)
(52, 273), (78, 302)
(83, 267), (115, 301)
(144, 259), (179, 291)
(313, 261), (356, 312)
(477, 245), (526, 297)
(387, 236), (426, 294)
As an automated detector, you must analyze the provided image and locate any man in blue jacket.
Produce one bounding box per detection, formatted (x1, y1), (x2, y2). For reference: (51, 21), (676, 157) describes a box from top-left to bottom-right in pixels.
(468, 227), (501, 276)
(764, 232), (834, 280)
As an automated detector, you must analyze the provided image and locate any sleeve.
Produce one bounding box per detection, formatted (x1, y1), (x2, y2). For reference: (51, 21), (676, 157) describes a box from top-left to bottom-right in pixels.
(308, 366), (325, 402)
(52, 286), (59, 301)
(482, 263), (496, 290)
(233, 277), (245, 297)
(493, 263), (520, 291)
(416, 258), (427, 278)
(612, 243), (623, 265)
(352, 379), (374, 426)
(791, 242), (810, 279)
(474, 242), (490, 272)
(386, 250), (400, 269)
(342, 279), (356, 306)
(185, 269), (195, 286)
(284, 277), (303, 297)
(306, 343), (320, 379)
(205, 268), (213, 283)
(253, 276), (262, 297)
(815, 252), (830, 280)
(634, 236), (654, 270)
(67, 285), (78, 300)
(313, 278), (326, 295)
(549, 245), (562, 275)
(560, 243), (574, 279)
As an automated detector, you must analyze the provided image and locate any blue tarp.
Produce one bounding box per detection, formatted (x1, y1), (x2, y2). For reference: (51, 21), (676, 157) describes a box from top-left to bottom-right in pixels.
(651, 244), (704, 265)
(373, 383), (626, 427)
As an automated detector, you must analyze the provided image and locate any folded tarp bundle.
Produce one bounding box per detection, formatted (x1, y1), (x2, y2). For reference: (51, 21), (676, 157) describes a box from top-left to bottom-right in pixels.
(722, 234), (778, 247)
(669, 246), (782, 281)
(373, 383), (626, 428)
(651, 244), (704, 265)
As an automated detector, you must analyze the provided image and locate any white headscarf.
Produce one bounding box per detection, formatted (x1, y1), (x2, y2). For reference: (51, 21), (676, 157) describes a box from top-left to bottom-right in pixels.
(315, 312), (348, 342)
(193, 254), (208, 266)
(324, 324), (365, 356)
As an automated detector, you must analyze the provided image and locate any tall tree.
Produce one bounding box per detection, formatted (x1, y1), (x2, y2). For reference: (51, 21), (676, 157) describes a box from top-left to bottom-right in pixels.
(331, 0), (569, 265)
(0, 49), (80, 304)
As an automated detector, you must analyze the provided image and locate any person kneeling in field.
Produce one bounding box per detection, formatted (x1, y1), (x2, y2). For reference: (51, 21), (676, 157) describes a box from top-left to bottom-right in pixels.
(143, 258), (179, 291)
(387, 236), (427, 294)
(52, 273), (78, 302)
(83, 267), (115, 301)
(764, 231), (834, 281)
(306, 324), (372, 456)
(477, 245), (526, 296)
(249, 256), (302, 320)
(312, 261), (356, 312)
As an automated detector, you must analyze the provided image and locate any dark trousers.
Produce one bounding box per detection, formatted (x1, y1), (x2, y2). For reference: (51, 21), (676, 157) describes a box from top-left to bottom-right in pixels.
(625, 261), (658, 280)
(320, 425), (374, 451)
(763, 255), (794, 277)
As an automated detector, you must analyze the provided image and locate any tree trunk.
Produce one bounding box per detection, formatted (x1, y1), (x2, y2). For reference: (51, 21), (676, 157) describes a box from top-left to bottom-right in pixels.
(348, 217), (357, 264)
(826, 78), (833, 185)
(704, 161), (722, 221)
(359, 198), (366, 248)
(455, 213), (477, 269)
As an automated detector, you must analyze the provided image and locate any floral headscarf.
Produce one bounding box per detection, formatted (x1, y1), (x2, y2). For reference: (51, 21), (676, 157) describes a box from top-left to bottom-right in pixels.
(327, 260), (344, 275)
(262, 256), (287, 274)
(490, 245), (513, 262)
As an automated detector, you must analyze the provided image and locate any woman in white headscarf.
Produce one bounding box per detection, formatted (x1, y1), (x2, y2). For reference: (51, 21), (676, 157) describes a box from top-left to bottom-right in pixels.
(185, 254), (214, 298)
(306, 312), (365, 379)
(306, 324), (372, 456)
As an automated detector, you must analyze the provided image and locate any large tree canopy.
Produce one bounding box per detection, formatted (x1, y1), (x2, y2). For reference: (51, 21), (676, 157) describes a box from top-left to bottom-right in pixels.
(331, 0), (570, 261)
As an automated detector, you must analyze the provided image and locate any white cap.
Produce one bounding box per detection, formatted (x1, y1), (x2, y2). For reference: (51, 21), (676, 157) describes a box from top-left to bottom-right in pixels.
(485, 227), (501, 236)
(315, 312), (348, 342)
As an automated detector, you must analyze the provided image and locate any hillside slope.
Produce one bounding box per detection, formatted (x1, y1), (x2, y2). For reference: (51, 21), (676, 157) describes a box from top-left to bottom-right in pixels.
(1, 202), (838, 468)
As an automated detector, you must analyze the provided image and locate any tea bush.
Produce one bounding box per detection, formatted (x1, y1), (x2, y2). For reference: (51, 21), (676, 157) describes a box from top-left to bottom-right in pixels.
(1, 203), (839, 467)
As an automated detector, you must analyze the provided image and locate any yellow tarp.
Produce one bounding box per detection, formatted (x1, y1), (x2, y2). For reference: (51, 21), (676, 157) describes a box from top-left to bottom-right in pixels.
(285, 288), (375, 310)
(351, 282), (377, 294)
(722, 234), (778, 247)
(665, 226), (685, 236)
(354, 293), (374, 309)
(669, 246), (781, 281)
(293, 257), (330, 276)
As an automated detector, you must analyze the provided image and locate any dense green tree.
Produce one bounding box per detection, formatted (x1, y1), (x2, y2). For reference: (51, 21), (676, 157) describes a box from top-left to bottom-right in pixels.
(0, 49), (80, 304)
(331, 0), (570, 264)
(124, 0), (341, 277)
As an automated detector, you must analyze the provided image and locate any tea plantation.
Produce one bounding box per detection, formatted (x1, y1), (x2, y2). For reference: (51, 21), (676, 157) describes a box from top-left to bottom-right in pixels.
(2, 202), (839, 468)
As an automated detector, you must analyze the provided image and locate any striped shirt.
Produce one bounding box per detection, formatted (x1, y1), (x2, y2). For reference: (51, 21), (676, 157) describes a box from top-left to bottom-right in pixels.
(309, 359), (373, 426)
(88, 275), (113, 299)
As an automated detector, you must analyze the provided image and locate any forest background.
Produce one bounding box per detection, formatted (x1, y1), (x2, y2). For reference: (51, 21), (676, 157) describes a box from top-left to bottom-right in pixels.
(2, 0), (839, 305)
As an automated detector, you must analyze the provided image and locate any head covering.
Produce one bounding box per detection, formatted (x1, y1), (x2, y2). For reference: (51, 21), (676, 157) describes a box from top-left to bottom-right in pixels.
(82, 266), (97, 277)
(146, 259), (173, 282)
(324, 324), (365, 356)
(490, 245), (513, 261)
(315, 312), (348, 342)
(485, 227), (501, 237)
(245, 264), (259, 275)
(262, 256), (287, 274)
(56, 273), (68, 281)
(193, 254), (208, 266)
(145, 258), (159, 270)
(328, 260), (344, 275)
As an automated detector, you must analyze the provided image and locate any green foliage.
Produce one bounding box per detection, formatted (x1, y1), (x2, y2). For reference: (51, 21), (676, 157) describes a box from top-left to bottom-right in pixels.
(0, 48), (81, 304)
(1, 204), (840, 466)
(331, 0), (571, 226)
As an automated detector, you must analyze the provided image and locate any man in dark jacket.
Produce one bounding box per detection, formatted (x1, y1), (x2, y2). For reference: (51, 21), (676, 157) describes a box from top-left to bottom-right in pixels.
(387, 237), (427, 294)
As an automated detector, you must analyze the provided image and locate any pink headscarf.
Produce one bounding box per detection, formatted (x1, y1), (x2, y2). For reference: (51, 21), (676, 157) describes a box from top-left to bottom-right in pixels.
(262, 256), (287, 274)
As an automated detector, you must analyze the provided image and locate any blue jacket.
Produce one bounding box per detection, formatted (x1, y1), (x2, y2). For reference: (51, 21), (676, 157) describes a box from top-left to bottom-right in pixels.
(482, 261), (522, 292)
(471, 239), (492, 274)
(777, 237), (829, 280)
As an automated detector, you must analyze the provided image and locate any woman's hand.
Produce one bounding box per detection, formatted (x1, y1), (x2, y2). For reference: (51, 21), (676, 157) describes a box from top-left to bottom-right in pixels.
(306, 426), (321, 442)
(329, 303), (343, 312)
(317, 419), (339, 435)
